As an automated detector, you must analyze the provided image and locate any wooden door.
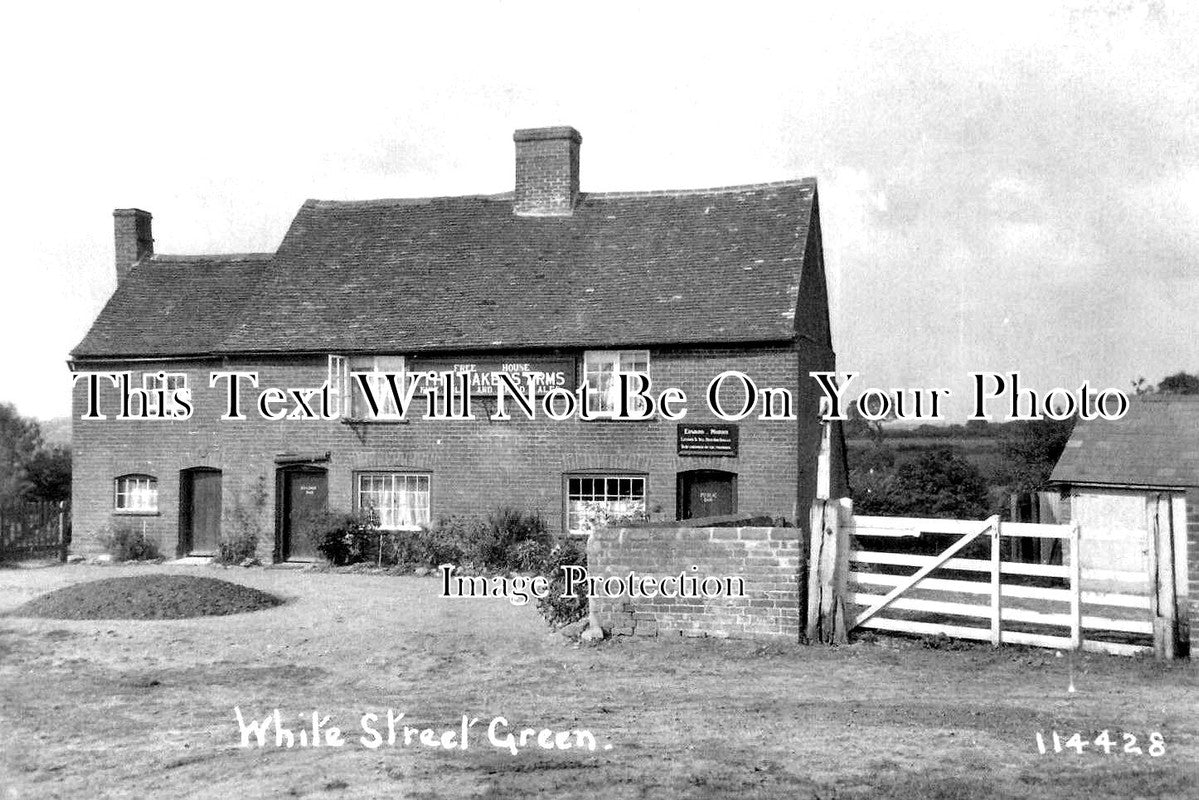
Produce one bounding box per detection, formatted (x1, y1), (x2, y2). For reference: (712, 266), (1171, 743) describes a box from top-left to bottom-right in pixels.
(281, 468), (327, 561)
(181, 469), (221, 555)
(678, 470), (736, 520)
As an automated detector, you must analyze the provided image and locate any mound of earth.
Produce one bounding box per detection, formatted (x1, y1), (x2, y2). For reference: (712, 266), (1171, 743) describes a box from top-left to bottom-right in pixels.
(7, 574), (284, 620)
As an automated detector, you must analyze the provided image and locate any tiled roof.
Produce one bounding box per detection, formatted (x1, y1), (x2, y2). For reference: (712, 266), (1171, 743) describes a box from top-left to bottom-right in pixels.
(72, 179), (820, 358)
(1049, 395), (1199, 488)
(72, 254), (272, 358)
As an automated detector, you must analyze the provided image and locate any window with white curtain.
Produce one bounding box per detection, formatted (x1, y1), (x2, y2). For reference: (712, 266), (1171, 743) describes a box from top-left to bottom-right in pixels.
(356, 472), (430, 530)
(114, 474), (158, 512)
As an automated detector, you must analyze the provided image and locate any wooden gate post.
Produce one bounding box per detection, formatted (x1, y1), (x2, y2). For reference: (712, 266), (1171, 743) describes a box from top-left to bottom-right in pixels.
(806, 498), (850, 645)
(1150, 495), (1179, 661)
(58, 501), (68, 563)
(990, 517), (1002, 647)
(1069, 521), (1082, 652)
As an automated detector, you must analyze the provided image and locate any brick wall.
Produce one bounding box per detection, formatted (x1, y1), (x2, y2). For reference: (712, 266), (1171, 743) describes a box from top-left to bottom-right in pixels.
(71, 345), (828, 561)
(587, 525), (803, 639)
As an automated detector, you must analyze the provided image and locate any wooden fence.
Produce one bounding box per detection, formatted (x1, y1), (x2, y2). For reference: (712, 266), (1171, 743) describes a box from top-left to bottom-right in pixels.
(0, 500), (69, 562)
(807, 499), (1174, 658)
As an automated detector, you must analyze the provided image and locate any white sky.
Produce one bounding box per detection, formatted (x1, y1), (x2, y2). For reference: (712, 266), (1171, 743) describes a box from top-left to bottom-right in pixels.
(1, 0), (1196, 420)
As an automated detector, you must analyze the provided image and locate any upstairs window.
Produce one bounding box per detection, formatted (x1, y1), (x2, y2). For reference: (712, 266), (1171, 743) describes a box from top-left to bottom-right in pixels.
(328, 355), (407, 419)
(582, 350), (650, 417)
(114, 474), (158, 512)
(141, 372), (187, 416)
(351, 356), (406, 419)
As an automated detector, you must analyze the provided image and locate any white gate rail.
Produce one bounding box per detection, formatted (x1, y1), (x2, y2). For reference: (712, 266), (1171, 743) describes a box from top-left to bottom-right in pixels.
(816, 507), (1163, 657)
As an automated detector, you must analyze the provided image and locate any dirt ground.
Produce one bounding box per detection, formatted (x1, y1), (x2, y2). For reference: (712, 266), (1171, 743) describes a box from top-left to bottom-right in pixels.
(1, 564), (1196, 800)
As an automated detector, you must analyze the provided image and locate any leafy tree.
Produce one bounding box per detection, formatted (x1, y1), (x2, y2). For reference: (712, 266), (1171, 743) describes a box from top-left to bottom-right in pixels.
(22, 444), (71, 502)
(997, 417), (1075, 494)
(1156, 371), (1199, 395)
(843, 398), (891, 445)
(0, 403), (43, 504)
(853, 447), (991, 519)
(1130, 371), (1199, 396)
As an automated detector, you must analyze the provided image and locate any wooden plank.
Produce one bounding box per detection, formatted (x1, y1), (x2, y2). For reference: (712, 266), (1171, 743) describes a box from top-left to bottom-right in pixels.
(1000, 522), (1073, 539)
(851, 571), (1063, 599)
(805, 500), (827, 644)
(1070, 521), (1082, 651)
(991, 522), (1002, 646)
(1171, 493), (1191, 648)
(852, 516), (997, 629)
(1081, 591), (1152, 610)
(850, 570), (1152, 609)
(849, 592), (992, 619)
(853, 516), (1070, 539)
(847, 592), (1151, 634)
(1081, 567), (1152, 584)
(860, 615), (1152, 655)
(851, 550), (1070, 578)
(859, 616), (993, 641)
(1152, 493), (1178, 660)
(807, 499), (849, 645)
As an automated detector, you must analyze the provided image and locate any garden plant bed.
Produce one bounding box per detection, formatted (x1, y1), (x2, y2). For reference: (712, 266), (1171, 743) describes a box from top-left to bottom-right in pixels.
(0, 565), (1196, 799)
(5, 573), (284, 620)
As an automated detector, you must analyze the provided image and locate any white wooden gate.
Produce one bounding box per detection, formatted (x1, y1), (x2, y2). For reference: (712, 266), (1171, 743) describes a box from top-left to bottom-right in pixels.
(831, 511), (1159, 657)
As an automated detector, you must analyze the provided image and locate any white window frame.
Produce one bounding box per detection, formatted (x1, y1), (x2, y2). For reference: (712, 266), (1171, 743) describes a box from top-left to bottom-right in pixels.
(565, 474), (647, 536)
(356, 472), (431, 531)
(328, 355), (348, 418)
(141, 372), (187, 416)
(581, 350), (650, 417)
(330, 355), (407, 420)
(114, 474), (158, 513)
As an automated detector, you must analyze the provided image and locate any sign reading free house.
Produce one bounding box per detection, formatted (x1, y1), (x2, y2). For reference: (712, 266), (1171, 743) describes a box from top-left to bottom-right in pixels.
(407, 357), (576, 396)
(677, 424), (739, 457)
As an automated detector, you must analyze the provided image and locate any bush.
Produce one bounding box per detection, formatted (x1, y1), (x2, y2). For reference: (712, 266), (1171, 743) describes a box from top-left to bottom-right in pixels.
(456, 506), (553, 573)
(300, 509), (379, 566)
(216, 476), (268, 565)
(216, 529), (258, 565)
(383, 522), (466, 568)
(98, 522), (161, 561)
(534, 538), (588, 629)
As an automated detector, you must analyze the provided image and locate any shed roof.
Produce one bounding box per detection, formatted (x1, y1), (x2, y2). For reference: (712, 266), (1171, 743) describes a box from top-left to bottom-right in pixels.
(1049, 395), (1199, 489)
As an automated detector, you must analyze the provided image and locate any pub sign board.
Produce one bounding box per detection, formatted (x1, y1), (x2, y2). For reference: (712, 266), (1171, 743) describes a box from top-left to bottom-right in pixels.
(407, 356), (576, 396)
(677, 424), (739, 457)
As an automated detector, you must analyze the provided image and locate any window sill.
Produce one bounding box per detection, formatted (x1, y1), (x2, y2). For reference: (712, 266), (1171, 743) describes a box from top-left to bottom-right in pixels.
(114, 510), (160, 517)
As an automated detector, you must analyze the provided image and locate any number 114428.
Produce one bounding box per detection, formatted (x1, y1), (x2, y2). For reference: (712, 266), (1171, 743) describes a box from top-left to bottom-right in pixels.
(1035, 731), (1165, 756)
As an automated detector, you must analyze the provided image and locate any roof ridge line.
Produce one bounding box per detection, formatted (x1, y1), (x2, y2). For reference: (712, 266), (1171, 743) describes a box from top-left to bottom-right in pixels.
(150, 253), (275, 262)
(302, 178), (816, 209)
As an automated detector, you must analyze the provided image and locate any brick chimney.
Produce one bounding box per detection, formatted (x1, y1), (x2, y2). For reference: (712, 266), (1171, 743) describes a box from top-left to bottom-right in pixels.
(513, 126), (581, 216)
(113, 208), (153, 282)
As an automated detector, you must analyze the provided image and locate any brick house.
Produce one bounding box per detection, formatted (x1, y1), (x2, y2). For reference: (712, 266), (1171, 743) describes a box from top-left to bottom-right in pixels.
(69, 126), (848, 563)
(1049, 395), (1195, 656)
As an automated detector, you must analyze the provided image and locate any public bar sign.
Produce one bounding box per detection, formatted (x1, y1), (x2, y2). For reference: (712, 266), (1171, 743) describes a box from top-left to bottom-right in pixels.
(677, 424), (739, 457)
(407, 357), (575, 397)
